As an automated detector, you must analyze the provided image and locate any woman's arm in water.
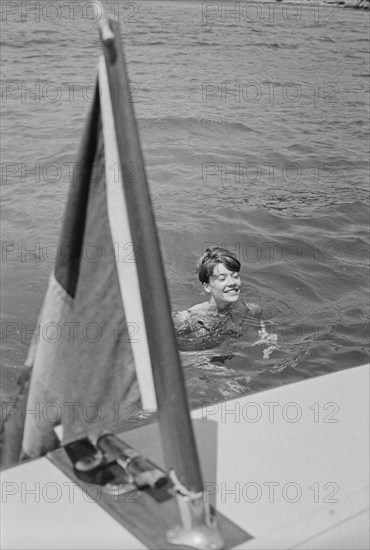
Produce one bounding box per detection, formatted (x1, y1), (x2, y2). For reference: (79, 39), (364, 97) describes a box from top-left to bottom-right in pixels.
(244, 301), (262, 318)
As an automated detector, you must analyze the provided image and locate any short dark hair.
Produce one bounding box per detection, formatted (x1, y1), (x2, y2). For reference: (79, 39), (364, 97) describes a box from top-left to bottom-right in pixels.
(197, 247), (241, 284)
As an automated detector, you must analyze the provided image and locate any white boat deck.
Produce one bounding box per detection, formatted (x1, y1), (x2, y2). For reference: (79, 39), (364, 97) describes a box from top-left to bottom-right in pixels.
(1, 364), (369, 549)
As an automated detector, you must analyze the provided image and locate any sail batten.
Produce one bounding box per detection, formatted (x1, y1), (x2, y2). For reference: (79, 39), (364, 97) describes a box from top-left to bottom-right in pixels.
(99, 56), (157, 411)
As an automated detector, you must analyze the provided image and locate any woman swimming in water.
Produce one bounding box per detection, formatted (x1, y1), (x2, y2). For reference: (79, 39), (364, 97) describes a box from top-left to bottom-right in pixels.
(173, 247), (261, 350)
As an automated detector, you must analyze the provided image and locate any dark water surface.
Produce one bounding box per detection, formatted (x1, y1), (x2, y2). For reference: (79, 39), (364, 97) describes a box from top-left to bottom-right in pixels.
(1, 1), (369, 409)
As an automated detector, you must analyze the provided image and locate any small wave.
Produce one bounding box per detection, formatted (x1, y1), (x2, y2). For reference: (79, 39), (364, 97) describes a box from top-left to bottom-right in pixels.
(133, 41), (167, 46)
(254, 42), (281, 49)
(193, 41), (221, 46)
(24, 38), (62, 46)
(252, 42), (299, 50)
(0, 42), (25, 48)
(140, 115), (259, 137)
(269, 350), (310, 374)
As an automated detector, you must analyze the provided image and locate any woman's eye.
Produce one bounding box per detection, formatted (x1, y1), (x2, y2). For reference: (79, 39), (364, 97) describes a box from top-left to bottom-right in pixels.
(232, 273), (239, 279)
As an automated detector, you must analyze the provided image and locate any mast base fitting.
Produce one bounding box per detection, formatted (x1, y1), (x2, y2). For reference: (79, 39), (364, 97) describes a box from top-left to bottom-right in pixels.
(167, 490), (225, 550)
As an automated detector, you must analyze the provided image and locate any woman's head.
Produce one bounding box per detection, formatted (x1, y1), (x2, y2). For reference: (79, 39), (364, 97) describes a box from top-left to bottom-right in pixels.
(197, 247), (241, 283)
(197, 247), (241, 309)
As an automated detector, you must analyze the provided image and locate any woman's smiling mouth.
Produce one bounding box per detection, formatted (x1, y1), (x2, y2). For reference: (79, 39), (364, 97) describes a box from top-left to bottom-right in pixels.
(224, 287), (240, 294)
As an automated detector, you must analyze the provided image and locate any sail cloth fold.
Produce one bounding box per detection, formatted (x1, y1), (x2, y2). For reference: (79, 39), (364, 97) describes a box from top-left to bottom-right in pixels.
(22, 59), (157, 458)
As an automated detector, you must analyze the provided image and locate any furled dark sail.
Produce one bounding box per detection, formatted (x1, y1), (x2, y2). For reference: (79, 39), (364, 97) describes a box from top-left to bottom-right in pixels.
(22, 60), (157, 458)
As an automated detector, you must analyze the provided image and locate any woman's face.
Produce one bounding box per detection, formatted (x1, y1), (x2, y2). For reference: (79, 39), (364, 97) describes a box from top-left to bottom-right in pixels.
(204, 262), (241, 310)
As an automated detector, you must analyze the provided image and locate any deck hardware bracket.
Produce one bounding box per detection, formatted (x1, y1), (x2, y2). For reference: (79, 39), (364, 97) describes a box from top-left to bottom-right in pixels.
(167, 471), (225, 550)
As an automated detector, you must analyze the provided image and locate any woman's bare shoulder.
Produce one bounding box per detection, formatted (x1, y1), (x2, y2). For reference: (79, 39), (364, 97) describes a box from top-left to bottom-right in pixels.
(188, 301), (212, 314)
(172, 302), (215, 328)
(172, 309), (191, 324)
